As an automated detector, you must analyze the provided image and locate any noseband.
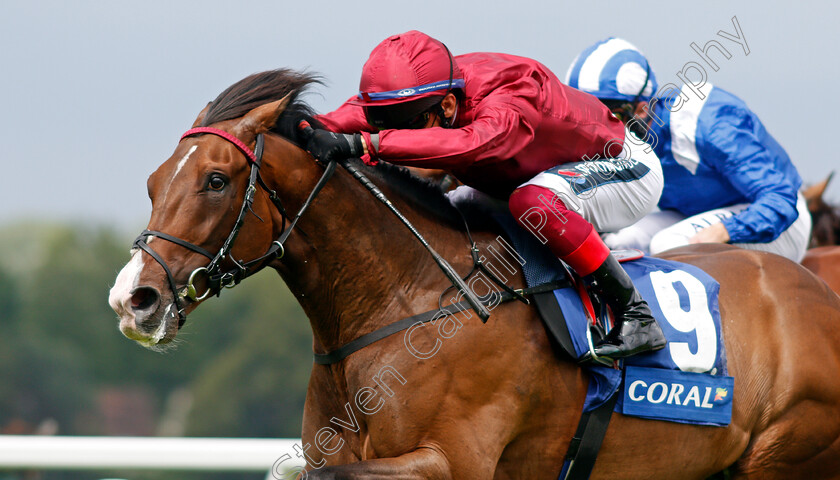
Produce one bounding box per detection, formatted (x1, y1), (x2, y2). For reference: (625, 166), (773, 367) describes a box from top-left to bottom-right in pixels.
(132, 127), (336, 328)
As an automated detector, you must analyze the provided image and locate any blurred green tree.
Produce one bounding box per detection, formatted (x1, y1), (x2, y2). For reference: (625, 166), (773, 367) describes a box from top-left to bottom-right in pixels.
(0, 221), (314, 479)
(185, 270), (312, 438)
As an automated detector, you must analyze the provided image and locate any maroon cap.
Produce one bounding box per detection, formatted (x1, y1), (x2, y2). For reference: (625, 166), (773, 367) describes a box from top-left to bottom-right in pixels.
(350, 31), (464, 107)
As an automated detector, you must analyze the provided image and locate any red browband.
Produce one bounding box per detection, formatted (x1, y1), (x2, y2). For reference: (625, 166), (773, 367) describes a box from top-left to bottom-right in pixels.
(181, 127), (257, 164)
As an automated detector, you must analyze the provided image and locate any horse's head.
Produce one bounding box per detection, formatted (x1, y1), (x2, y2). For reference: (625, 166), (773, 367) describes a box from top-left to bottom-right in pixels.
(803, 172), (840, 247)
(109, 70), (320, 349)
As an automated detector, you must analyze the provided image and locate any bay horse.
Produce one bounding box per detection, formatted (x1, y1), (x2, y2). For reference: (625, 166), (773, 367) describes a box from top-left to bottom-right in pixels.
(109, 69), (840, 479)
(802, 172), (838, 248)
(802, 246), (840, 296)
(801, 173), (840, 295)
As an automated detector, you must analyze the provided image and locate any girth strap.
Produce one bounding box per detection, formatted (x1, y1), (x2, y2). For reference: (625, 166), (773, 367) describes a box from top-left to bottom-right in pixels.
(561, 390), (619, 480)
(313, 281), (569, 365)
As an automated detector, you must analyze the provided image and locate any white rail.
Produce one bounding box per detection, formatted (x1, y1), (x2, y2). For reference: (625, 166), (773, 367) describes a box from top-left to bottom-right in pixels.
(0, 436), (305, 471)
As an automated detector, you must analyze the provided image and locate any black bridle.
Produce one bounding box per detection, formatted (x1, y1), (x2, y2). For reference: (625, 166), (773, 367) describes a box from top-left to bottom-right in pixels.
(134, 121), (496, 332)
(132, 127), (336, 328)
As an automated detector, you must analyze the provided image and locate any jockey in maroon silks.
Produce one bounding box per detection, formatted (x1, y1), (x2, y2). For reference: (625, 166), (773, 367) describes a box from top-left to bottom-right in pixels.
(305, 30), (666, 360)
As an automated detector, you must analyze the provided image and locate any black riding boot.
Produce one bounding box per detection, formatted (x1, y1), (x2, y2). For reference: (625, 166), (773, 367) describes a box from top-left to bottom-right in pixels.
(588, 254), (666, 359)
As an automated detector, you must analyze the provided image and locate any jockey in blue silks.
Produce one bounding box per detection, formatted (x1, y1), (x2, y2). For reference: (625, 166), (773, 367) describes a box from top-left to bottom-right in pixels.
(566, 37), (811, 262)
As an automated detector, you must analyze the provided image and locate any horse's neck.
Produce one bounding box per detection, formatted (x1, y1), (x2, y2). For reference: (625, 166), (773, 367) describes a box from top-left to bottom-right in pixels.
(293, 182), (474, 352)
(264, 140), (477, 351)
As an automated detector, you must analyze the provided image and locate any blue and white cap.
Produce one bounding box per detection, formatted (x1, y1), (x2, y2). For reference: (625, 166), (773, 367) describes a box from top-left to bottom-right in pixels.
(566, 37), (657, 102)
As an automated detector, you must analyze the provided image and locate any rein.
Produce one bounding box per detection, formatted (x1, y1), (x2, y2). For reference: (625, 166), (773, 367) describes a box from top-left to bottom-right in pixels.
(132, 127), (336, 328)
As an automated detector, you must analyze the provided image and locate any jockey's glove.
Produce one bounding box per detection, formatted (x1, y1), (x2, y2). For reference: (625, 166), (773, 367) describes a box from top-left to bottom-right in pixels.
(305, 129), (364, 164)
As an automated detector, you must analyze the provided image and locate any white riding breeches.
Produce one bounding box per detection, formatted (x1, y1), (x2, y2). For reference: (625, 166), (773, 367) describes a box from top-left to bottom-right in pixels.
(603, 192), (812, 262)
(518, 129), (663, 232)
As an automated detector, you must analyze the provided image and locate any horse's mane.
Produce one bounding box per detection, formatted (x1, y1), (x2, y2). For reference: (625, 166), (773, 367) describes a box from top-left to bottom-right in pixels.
(201, 68), (322, 146)
(357, 160), (464, 227)
(201, 69), (466, 229)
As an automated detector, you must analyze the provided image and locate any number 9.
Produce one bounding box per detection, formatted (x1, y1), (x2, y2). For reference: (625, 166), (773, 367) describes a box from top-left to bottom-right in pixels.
(649, 270), (717, 373)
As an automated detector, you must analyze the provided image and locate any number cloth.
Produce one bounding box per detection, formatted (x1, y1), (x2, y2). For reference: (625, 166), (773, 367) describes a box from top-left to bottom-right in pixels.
(556, 256), (731, 426)
(490, 211), (731, 425)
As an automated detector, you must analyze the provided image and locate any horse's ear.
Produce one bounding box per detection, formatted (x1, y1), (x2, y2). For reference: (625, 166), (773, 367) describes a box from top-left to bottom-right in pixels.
(235, 94), (292, 136)
(192, 102), (212, 127)
(803, 171), (835, 212)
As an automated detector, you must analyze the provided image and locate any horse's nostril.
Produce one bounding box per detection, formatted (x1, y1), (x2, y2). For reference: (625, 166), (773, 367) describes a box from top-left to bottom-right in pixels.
(130, 287), (160, 311)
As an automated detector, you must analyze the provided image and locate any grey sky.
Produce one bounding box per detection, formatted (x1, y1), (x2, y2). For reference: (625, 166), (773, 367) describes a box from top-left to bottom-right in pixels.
(1, 1), (837, 230)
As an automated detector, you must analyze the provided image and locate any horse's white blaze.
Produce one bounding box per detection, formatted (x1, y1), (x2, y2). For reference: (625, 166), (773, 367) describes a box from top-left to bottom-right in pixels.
(162, 145), (198, 205)
(108, 249), (144, 320)
(173, 145), (198, 178)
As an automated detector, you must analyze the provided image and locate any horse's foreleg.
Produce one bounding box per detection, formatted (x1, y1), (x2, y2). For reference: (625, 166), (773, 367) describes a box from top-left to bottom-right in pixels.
(301, 447), (453, 480)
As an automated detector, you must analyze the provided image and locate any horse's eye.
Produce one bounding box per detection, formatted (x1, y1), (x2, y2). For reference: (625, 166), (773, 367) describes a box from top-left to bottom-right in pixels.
(208, 175), (226, 191)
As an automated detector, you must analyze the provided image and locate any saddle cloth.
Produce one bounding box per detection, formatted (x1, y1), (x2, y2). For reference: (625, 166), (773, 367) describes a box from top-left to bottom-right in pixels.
(494, 213), (734, 426)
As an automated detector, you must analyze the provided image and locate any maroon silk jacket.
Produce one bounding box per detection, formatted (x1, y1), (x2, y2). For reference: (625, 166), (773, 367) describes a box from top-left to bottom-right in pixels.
(319, 52), (625, 199)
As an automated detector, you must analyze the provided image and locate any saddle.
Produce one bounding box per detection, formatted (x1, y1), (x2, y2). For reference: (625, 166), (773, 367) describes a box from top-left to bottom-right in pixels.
(531, 248), (644, 367)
